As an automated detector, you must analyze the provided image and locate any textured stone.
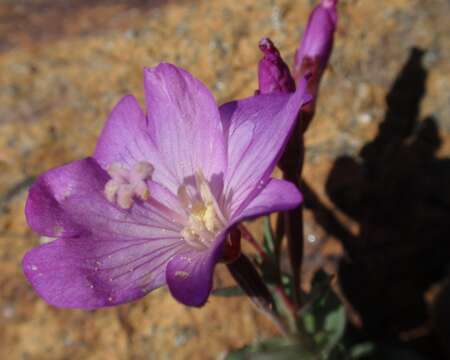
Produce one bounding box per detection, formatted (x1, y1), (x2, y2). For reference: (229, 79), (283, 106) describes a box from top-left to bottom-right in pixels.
(0, 0), (449, 358)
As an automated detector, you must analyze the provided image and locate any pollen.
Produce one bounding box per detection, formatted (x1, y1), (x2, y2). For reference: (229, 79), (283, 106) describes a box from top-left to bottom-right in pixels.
(204, 205), (220, 233)
(179, 171), (226, 249)
(104, 161), (154, 209)
(175, 271), (190, 279)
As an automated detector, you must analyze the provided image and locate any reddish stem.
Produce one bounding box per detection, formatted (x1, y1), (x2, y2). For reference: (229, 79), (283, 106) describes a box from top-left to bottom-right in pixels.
(239, 224), (268, 260)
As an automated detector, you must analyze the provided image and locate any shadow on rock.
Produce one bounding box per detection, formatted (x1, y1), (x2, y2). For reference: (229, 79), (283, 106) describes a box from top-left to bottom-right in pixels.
(318, 47), (450, 355)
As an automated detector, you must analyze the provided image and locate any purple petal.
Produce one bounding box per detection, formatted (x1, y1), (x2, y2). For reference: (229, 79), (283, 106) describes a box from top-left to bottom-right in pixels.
(23, 158), (193, 309)
(144, 63), (227, 186)
(257, 38), (296, 95)
(23, 235), (187, 309)
(237, 178), (302, 221)
(94, 95), (150, 166)
(25, 158), (108, 237)
(165, 236), (224, 307)
(63, 181), (186, 242)
(94, 95), (178, 192)
(219, 82), (309, 219)
(26, 156), (188, 246)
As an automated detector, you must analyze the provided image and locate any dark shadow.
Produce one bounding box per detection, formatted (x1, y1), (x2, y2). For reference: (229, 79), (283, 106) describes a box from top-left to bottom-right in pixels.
(433, 278), (450, 358)
(309, 48), (450, 357)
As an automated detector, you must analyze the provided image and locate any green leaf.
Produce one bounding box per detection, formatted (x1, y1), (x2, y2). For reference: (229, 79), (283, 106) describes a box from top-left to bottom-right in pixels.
(261, 216), (282, 281)
(225, 337), (315, 360)
(263, 216), (275, 255)
(303, 313), (316, 334)
(211, 286), (245, 297)
(299, 271), (346, 357)
(322, 304), (346, 350)
(349, 343), (376, 359)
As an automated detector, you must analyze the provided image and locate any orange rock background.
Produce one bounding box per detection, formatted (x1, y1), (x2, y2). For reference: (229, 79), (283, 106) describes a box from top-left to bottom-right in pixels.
(0, 0), (449, 359)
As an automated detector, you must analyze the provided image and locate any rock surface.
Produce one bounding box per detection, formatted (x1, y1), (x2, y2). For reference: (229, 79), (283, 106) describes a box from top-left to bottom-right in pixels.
(0, 0), (449, 359)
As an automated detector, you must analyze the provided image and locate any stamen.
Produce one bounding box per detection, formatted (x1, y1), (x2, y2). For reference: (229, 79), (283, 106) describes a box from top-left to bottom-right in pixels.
(132, 162), (153, 180)
(203, 206), (219, 233)
(179, 171), (226, 249)
(105, 181), (120, 203)
(107, 163), (128, 179)
(177, 185), (190, 206)
(117, 185), (134, 209)
(104, 161), (154, 209)
(134, 181), (150, 201)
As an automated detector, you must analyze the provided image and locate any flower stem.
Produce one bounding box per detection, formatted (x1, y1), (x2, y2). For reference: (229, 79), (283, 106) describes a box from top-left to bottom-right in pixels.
(239, 224), (268, 260)
(227, 254), (289, 336)
(279, 121), (307, 306)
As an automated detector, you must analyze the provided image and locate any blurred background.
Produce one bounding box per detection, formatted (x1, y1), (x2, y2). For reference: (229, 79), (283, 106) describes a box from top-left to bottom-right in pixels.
(0, 0), (449, 359)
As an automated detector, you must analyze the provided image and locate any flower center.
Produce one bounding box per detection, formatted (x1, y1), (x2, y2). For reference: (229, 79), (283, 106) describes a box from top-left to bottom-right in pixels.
(103, 163), (226, 249)
(179, 171), (226, 249)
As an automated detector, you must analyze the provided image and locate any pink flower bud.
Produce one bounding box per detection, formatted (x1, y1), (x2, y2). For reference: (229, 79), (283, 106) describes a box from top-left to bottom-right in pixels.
(257, 38), (296, 94)
(293, 0), (338, 131)
(294, 0), (337, 81)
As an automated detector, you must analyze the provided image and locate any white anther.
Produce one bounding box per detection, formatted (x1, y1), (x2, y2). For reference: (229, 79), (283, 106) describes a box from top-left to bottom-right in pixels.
(107, 163), (128, 179)
(104, 180), (120, 202)
(104, 161), (153, 209)
(133, 161), (154, 179)
(117, 185), (134, 209)
(134, 181), (150, 201)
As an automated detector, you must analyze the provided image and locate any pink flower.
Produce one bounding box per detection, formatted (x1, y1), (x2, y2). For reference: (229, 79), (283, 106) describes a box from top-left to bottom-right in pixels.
(23, 64), (309, 308)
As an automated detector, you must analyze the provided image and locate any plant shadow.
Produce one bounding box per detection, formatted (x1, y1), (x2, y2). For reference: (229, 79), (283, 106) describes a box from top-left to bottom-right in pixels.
(305, 47), (450, 358)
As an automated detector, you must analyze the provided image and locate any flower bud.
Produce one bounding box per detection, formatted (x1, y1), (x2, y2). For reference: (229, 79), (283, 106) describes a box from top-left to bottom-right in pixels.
(257, 38), (296, 95)
(293, 0), (338, 131)
(294, 0), (338, 81)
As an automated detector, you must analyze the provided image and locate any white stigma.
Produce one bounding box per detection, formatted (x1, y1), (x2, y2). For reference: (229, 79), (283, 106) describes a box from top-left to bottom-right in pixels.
(104, 161), (154, 209)
(179, 171), (226, 249)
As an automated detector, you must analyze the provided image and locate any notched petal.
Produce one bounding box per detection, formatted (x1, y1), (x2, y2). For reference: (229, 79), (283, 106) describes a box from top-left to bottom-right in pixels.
(143, 63), (227, 186)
